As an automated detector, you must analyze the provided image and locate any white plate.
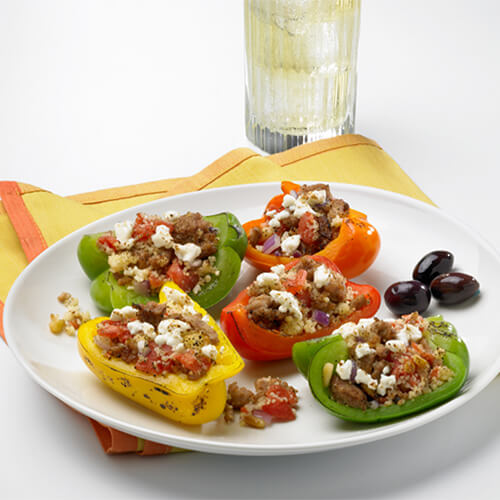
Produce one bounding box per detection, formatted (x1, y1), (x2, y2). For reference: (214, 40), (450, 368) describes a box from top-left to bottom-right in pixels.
(5, 183), (500, 456)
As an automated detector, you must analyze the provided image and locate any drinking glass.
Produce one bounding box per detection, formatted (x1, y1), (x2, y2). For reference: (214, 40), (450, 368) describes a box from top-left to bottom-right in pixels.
(245, 0), (361, 153)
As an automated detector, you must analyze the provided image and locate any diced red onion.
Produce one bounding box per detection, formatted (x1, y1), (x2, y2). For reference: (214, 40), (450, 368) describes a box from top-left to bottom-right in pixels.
(289, 190), (298, 199)
(312, 309), (330, 326)
(262, 233), (281, 254)
(134, 279), (151, 296)
(252, 409), (273, 426)
(293, 251), (302, 258)
(350, 361), (358, 383)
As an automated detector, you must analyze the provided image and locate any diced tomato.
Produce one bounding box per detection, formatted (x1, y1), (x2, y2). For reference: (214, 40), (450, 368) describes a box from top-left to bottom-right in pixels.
(148, 272), (165, 290)
(266, 383), (299, 406)
(298, 212), (318, 246)
(167, 259), (199, 292)
(97, 320), (131, 342)
(97, 234), (119, 251)
(135, 342), (174, 375)
(261, 384), (298, 421)
(284, 269), (307, 295)
(296, 288), (311, 307)
(171, 351), (212, 378)
(132, 213), (173, 242)
(261, 400), (295, 421)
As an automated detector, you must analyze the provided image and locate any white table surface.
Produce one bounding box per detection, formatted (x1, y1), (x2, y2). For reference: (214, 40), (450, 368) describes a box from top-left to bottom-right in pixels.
(1, 1), (499, 499)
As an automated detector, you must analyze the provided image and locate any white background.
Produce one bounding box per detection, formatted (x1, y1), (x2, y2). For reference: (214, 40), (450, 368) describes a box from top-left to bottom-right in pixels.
(1, 1), (500, 499)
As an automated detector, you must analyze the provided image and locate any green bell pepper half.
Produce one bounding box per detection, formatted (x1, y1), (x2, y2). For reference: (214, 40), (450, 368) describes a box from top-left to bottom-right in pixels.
(78, 212), (247, 313)
(292, 316), (469, 423)
(78, 232), (110, 280)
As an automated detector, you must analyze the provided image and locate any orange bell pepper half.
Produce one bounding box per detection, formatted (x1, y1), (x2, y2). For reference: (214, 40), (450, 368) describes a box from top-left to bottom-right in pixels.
(243, 181), (381, 278)
(220, 255), (381, 361)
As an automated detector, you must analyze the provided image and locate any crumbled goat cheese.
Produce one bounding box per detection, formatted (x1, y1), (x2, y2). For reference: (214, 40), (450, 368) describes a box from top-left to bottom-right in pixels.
(269, 290), (303, 320)
(110, 306), (137, 322)
(336, 359), (354, 379)
(386, 323), (422, 352)
(313, 264), (333, 288)
(282, 194), (297, 209)
(357, 318), (376, 328)
(335, 322), (358, 339)
(270, 264), (286, 276)
(400, 323), (423, 341)
(161, 287), (189, 305)
(123, 266), (151, 283)
(201, 344), (218, 360)
(114, 220), (134, 244)
(157, 318), (191, 336)
(255, 272), (281, 289)
(127, 320), (155, 337)
(354, 368), (378, 391)
(174, 242), (202, 264)
(137, 339), (146, 353)
(156, 319), (191, 351)
(308, 190), (327, 205)
(377, 374), (397, 396)
(386, 339), (408, 353)
(281, 234), (301, 255)
(355, 342), (376, 359)
(151, 225), (174, 248)
(268, 209), (291, 229)
(336, 359), (378, 391)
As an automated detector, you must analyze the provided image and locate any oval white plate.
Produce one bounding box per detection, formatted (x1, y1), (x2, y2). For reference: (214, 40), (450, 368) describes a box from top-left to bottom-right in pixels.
(5, 183), (500, 456)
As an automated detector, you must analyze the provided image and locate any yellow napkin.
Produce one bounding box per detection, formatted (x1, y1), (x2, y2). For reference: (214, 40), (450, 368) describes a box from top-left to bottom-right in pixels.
(0, 134), (431, 454)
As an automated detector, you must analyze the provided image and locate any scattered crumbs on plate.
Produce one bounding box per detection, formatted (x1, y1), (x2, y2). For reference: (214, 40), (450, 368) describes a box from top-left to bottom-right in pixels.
(49, 292), (91, 336)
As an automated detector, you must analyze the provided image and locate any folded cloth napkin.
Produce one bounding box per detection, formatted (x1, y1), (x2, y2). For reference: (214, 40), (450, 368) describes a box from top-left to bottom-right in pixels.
(0, 134), (432, 455)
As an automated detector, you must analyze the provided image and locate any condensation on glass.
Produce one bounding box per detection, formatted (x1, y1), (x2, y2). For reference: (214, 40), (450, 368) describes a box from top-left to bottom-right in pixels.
(245, 0), (361, 153)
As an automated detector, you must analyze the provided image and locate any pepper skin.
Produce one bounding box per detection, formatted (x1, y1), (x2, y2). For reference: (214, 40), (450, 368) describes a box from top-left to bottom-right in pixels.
(78, 212), (247, 313)
(77, 281), (245, 425)
(291, 316), (469, 423)
(220, 255), (381, 361)
(243, 181), (381, 278)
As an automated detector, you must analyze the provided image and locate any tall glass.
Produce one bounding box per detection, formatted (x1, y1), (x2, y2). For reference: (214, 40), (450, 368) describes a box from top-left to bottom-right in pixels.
(245, 0), (361, 153)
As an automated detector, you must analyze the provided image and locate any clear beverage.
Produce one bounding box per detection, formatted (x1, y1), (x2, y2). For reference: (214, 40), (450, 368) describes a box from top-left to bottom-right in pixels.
(245, 0), (361, 153)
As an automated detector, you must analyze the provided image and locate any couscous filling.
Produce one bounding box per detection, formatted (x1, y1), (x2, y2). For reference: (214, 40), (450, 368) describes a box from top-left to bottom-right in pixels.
(97, 212), (219, 295)
(94, 296), (220, 381)
(246, 256), (368, 336)
(247, 183), (350, 257)
(325, 313), (454, 409)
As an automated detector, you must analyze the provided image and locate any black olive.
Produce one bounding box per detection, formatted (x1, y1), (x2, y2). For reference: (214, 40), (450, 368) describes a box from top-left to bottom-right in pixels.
(384, 280), (431, 316)
(430, 272), (480, 304)
(413, 250), (454, 285)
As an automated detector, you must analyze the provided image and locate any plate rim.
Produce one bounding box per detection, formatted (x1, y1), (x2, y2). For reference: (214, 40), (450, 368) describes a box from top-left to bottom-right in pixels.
(5, 181), (500, 456)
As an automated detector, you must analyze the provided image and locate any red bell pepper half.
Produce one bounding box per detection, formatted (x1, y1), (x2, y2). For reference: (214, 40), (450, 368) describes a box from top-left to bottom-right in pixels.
(243, 181), (381, 279)
(220, 255), (381, 361)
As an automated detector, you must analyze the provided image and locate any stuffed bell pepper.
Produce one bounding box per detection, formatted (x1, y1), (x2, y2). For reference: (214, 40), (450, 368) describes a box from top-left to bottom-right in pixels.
(220, 255), (381, 361)
(292, 313), (469, 423)
(78, 281), (244, 425)
(77, 211), (247, 313)
(243, 181), (380, 278)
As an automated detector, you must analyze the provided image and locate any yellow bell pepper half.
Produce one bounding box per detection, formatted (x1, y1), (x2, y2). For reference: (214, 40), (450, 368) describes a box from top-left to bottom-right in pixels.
(77, 281), (245, 425)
